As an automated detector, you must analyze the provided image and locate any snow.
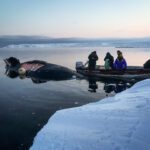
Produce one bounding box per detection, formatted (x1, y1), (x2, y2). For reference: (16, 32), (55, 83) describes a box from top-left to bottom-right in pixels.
(30, 79), (150, 150)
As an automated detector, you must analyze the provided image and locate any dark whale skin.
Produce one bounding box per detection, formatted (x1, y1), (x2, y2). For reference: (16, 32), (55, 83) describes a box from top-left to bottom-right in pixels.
(26, 61), (74, 80)
(4, 58), (76, 81)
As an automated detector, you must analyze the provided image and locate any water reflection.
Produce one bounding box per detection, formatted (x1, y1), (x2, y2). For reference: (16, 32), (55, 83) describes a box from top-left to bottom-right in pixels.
(87, 77), (135, 94)
(104, 82), (132, 94)
(88, 78), (98, 93)
(5, 69), (49, 84)
(6, 67), (136, 94)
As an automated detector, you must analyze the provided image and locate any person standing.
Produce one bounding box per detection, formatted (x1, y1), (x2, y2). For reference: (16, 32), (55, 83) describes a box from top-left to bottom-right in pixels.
(88, 51), (98, 70)
(114, 50), (127, 70)
(104, 52), (114, 70)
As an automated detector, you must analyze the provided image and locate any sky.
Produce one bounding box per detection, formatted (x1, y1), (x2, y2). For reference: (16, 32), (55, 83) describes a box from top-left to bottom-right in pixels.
(0, 0), (150, 38)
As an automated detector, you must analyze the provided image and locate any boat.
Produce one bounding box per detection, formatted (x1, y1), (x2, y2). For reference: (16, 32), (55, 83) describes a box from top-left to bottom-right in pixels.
(75, 62), (150, 82)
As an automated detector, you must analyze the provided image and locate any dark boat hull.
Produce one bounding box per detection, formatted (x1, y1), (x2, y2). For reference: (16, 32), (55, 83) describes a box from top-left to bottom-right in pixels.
(76, 68), (150, 81)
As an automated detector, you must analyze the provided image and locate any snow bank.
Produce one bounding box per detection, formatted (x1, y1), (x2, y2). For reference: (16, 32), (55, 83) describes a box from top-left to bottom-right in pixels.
(30, 79), (150, 150)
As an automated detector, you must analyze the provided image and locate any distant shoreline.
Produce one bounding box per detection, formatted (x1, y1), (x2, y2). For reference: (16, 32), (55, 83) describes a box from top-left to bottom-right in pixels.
(0, 36), (150, 48)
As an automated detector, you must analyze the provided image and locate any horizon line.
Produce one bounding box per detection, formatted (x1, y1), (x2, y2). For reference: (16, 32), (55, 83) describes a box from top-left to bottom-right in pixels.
(0, 35), (150, 40)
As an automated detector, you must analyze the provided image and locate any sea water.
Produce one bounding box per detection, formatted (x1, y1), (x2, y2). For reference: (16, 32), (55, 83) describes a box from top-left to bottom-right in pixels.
(0, 46), (149, 150)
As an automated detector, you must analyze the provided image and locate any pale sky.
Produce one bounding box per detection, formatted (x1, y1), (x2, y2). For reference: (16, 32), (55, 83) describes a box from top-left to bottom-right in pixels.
(0, 0), (150, 38)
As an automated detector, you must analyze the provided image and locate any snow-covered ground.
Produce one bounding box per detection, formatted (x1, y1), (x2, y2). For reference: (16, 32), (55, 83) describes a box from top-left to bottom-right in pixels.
(30, 79), (150, 150)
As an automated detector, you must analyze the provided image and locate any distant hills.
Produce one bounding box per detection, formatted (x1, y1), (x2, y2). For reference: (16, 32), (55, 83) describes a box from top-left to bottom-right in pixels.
(0, 35), (150, 48)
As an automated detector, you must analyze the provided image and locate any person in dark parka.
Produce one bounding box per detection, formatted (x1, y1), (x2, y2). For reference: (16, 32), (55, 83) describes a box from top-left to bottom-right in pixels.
(88, 51), (98, 70)
(143, 59), (150, 68)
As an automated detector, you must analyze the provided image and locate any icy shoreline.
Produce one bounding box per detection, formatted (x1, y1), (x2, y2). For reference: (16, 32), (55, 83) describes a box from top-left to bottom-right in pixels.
(30, 79), (150, 150)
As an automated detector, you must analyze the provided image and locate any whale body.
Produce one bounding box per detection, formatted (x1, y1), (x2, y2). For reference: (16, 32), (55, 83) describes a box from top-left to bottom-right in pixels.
(4, 57), (76, 81)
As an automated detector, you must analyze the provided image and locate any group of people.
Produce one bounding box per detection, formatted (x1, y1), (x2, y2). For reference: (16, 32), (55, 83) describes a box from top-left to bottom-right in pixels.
(88, 50), (127, 70)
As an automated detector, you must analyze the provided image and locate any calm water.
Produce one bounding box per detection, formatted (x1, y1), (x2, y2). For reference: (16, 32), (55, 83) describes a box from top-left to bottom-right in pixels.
(0, 46), (150, 150)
